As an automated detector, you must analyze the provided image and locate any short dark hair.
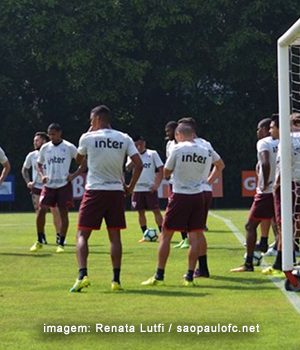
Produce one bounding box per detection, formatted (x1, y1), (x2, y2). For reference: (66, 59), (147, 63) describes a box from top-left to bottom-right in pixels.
(91, 105), (111, 122)
(177, 117), (197, 132)
(175, 124), (194, 137)
(271, 113), (279, 128)
(34, 131), (49, 142)
(258, 118), (271, 129)
(165, 121), (178, 130)
(48, 123), (62, 132)
(132, 135), (145, 142)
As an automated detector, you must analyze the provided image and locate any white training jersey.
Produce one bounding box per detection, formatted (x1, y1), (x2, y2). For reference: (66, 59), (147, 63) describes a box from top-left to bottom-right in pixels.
(0, 147), (8, 165)
(166, 139), (177, 158)
(37, 140), (77, 189)
(194, 137), (221, 192)
(78, 128), (139, 191)
(165, 141), (213, 194)
(256, 136), (279, 194)
(23, 150), (45, 189)
(128, 149), (163, 192)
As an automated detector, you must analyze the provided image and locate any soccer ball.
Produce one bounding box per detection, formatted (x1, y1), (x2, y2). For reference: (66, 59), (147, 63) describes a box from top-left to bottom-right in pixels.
(244, 251), (263, 266)
(143, 228), (158, 242)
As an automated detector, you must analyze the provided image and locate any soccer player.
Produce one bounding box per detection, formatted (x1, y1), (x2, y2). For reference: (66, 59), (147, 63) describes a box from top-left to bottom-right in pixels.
(165, 121), (189, 249)
(142, 123), (213, 287)
(22, 132), (61, 244)
(126, 136), (164, 241)
(70, 105), (143, 292)
(231, 117), (279, 272)
(30, 123), (83, 253)
(177, 117), (225, 278)
(0, 146), (10, 185)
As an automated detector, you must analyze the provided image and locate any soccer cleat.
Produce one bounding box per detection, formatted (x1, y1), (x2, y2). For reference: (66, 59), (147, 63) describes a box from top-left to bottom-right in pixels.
(230, 264), (254, 272)
(30, 241), (43, 252)
(194, 268), (210, 278)
(69, 276), (91, 292)
(183, 279), (195, 287)
(261, 266), (284, 277)
(141, 276), (164, 286)
(111, 281), (124, 291)
(173, 240), (184, 248)
(180, 238), (190, 249)
(56, 245), (65, 253)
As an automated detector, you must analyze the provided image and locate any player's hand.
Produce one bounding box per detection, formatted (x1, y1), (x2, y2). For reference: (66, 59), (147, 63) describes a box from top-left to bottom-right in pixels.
(27, 181), (34, 190)
(42, 176), (48, 184)
(124, 184), (134, 196)
(150, 185), (158, 193)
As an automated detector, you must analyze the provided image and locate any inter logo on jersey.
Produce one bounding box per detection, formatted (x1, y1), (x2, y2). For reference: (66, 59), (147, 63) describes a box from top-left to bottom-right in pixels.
(95, 138), (124, 149)
(181, 153), (207, 164)
(48, 156), (66, 165)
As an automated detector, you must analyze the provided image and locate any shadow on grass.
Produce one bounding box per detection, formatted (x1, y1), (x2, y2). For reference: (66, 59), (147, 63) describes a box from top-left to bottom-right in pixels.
(205, 230), (234, 233)
(0, 252), (53, 258)
(210, 274), (271, 284)
(103, 288), (208, 297)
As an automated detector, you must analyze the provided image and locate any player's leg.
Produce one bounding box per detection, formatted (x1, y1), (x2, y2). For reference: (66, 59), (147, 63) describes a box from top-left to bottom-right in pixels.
(56, 206), (69, 252)
(184, 231), (202, 285)
(69, 229), (92, 292)
(30, 204), (48, 252)
(50, 206), (61, 244)
(138, 209), (147, 233)
(256, 220), (271, 252)
(107, 228), (123, 290)
(31, 190), (47, 245)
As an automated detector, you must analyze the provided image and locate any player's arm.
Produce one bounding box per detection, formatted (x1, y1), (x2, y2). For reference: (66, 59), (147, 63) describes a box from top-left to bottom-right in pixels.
(164, 167), (173, 179)
(68, 157), (87, 182)
(260, 150), (271, 191)
(151, 166), (163, 192)
(21, 166), (34, 190)
(207, 158), (225, 185)
(37, 162), (48, 184)
(0, 160), (10, 185)
(124, 154), (143, 195)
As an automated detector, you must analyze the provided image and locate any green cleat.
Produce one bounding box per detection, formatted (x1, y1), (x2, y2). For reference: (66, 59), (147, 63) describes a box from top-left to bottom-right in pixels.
(180, 238), (189, 249)
(70, 276), (91, 292)
(173, 240), (184, 248)
(56, 245), (65, 253)
(141, 276), (164, 286)
(111, 281), (124, 291)
(30, 241), (43, 252)
(183, 279), (195, 287)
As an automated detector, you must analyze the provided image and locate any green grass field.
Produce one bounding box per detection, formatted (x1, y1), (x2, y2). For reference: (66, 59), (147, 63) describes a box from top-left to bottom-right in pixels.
(1, 210), (299, 350)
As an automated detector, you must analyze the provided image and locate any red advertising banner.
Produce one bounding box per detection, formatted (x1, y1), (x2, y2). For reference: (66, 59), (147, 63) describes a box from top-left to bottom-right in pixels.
(242, 171), (257, 197)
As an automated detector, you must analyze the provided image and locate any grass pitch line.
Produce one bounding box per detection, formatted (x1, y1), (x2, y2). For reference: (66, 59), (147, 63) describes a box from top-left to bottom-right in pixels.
(210, 211), (300, 314)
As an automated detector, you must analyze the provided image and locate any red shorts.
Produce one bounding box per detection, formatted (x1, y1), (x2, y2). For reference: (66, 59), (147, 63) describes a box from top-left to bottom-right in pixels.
(39, 182), (73, 209)
(131, 191), (160, 210)
(32, 187), (42, 196)
(248, 193), (275, 221)
(78, 190), (126, 230)
(163, 192), (206, 232)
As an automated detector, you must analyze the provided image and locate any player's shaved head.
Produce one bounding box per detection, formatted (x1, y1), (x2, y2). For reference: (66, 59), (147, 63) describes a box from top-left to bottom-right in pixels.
(91, 105), (111, 123)
(257, 118), (271, 129)
(165, 121), (178, 130)
(34, 131), (49, 142)
(48, 123), (62, 132)
(176, 123), (194, 136)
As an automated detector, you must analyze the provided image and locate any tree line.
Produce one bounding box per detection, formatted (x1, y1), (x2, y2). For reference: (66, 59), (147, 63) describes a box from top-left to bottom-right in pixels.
(0, 0), (299, 210)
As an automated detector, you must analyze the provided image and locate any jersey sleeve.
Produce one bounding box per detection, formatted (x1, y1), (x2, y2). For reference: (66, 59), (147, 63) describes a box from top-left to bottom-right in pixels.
(257, 139), (269, 153)
(211, 149), (221, 163)
(0, 147), (8, 165)
(23, 153), (32, 169)
(70, 143), (78, 159)
(165, 148), (177, 171)
(153, 151), (164, 168)
(77, 134), (88, 156)
(37, 145), (45, 164)
(126, 136), (139, 157)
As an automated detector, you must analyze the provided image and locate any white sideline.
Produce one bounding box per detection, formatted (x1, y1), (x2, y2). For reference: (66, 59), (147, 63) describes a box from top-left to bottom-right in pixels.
(210, 211), (300, 314)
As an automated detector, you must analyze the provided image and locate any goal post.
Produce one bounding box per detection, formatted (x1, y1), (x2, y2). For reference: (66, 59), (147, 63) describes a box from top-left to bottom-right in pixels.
(278, 18), (300, 278)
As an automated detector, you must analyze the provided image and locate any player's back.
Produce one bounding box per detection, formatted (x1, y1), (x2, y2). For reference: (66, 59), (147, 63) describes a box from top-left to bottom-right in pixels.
(80, 128), (136, 190)
(168, 141), (212, 194)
